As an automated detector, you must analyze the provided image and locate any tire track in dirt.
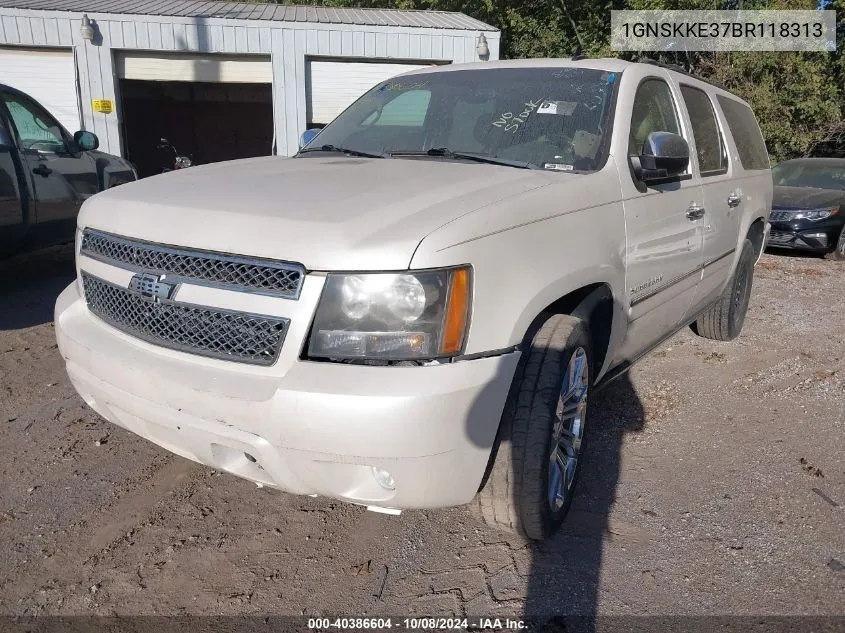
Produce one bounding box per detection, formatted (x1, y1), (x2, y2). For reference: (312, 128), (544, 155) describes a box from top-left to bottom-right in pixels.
(2, 250), (844, 616)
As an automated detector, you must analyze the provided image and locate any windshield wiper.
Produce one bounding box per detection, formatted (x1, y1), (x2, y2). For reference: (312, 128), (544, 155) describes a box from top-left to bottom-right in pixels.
(389, 147), (539, 170)
(298, 144), (387, 159)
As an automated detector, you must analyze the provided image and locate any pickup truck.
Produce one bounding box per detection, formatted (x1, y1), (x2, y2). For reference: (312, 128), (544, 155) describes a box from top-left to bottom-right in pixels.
(0, 84), (136, 258)
(55, 58), (773, 540)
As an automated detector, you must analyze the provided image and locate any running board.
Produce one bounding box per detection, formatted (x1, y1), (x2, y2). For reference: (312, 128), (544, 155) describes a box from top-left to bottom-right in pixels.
(595, 301), (718, 392)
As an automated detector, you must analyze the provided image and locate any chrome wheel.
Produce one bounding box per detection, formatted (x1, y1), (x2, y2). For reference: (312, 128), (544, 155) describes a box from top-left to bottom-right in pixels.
(548, 346), (589, 512)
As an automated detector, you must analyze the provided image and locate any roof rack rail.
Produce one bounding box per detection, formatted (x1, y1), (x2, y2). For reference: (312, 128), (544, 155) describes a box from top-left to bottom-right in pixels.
(636, 57), (729, 91)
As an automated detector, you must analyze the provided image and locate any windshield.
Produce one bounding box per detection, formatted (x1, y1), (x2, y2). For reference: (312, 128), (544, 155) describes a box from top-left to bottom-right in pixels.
(301, 67), (619, 172)
(772, 161), (845, 191)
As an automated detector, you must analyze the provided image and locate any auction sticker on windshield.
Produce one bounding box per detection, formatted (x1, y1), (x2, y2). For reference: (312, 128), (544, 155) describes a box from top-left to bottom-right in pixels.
(537, 100), (577, 116)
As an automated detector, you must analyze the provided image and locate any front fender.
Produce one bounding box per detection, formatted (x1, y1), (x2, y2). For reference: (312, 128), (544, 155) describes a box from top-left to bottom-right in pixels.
(410, 177), (627, 365)
(89, 150), (137, 190)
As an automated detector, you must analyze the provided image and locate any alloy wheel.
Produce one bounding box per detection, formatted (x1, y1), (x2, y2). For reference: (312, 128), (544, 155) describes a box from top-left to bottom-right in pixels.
(548, 346), (589, 512)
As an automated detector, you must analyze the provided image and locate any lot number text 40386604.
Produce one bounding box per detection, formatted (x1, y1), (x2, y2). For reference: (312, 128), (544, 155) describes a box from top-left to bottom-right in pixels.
(307, 617), (527, 630)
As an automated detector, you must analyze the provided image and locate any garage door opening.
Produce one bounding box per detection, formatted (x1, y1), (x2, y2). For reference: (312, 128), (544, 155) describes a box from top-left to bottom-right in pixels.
(120, 80), (273, 178)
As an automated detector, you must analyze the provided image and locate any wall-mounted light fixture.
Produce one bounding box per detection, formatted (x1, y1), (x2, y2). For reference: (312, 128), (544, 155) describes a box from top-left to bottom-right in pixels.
(80, 14), (94, 42)
(476, 33), (489, 60)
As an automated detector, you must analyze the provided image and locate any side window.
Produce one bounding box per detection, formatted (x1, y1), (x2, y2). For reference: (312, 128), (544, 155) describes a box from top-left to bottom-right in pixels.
(1, 92), (68, 153)
(364, 89), (431, 127)
(680, 85), (727, 175)
(628, 79), (681, 157)
(716, 95), (769, 170)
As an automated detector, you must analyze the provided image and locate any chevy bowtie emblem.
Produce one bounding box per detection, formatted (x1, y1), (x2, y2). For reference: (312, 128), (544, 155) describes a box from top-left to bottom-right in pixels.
(128, 273), (177, 301)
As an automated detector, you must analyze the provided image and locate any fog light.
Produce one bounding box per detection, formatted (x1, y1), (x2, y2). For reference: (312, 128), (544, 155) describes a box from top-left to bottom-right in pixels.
(804, 232), (828, 245)
(372, 467), (396, 490)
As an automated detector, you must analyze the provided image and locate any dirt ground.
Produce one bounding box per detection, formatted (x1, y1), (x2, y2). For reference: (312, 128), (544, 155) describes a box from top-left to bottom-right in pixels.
(0, 245), (843, 626)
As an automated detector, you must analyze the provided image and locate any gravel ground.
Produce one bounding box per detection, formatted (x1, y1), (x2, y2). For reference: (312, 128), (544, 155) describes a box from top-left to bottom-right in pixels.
(0, 245), (843, 626)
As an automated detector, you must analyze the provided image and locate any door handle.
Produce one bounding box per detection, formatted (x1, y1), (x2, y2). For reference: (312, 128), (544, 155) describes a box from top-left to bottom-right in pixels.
(686, 204), (706, 220)
(32, 164), (53, 177)
(727, 192), (742, 208)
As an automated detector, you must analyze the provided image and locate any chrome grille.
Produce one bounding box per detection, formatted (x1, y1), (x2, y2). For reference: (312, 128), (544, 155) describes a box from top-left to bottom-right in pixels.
(769, 210), (796, 223)
(82, 273), (289, 366)
(80, 229), (304, 298)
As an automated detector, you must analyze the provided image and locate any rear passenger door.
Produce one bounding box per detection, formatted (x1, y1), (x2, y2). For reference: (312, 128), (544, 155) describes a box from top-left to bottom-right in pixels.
(680, 84), (740, 319)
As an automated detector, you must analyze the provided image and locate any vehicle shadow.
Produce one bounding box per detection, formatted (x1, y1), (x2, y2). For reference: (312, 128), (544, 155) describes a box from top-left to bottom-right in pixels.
(0, 244), (75, 330)
(466, 352), (645, 631)
(524, 373), (645, 632)
(764, 246), (827, 259)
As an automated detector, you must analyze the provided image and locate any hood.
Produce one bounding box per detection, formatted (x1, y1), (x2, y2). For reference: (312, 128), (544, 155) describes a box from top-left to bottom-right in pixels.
(772, 185), (845, 210)
(78, 155), (553, 270)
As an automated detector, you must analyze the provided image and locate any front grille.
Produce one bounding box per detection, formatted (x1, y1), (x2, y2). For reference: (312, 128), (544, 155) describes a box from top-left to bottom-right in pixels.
(768, 230), (795, 245)
(769, 210), (796, 223)
(82, 273), (289, 366)
(80, 229), (304, 298)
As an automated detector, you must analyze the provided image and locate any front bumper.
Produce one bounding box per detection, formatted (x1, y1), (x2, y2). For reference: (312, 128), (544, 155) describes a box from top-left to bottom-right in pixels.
(55, 283), (519, 509)
(766, 218), (844, 252)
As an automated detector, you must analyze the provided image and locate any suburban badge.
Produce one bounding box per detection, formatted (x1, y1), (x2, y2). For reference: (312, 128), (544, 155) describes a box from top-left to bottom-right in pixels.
(630, 274), (664, 295)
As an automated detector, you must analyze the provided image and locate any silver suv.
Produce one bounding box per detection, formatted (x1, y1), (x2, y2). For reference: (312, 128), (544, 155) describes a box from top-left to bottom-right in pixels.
(55, 58), (772, 540)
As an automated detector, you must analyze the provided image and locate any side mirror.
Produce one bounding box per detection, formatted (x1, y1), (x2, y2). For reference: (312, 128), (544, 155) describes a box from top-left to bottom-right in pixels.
(634, 131), (689, 181)
(300, 128), (321, 149)
(74, 130), (99, 151)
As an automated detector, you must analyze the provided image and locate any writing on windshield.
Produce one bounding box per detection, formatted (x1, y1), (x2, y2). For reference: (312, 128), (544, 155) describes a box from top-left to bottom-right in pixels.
(303, 67), (618, 172)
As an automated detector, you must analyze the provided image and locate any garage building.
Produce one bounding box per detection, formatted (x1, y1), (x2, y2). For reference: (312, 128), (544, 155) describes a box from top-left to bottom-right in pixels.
(0, 0), (498, 175)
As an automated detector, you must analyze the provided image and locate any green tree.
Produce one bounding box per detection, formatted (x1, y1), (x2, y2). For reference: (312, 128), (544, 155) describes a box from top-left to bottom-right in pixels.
(252, 0), (844, 161)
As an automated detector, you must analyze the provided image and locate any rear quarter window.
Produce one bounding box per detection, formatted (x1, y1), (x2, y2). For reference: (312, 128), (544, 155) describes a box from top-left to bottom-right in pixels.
(716, 96), (769, 171)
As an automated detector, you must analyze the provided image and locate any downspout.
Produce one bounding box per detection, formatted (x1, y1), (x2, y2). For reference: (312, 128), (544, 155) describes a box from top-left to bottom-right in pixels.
(72, 45), (84, 131)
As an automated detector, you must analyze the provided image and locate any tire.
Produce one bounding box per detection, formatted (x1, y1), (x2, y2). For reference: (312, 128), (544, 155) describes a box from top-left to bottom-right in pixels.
(475, 314), (592, 541)
(693, 238), (755, 341)
(824, 227), (845, 261)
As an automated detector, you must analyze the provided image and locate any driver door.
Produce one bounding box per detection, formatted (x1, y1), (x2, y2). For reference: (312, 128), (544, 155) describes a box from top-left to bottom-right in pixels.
(0, 89), (96, 230)
(612, 75), (705, 364)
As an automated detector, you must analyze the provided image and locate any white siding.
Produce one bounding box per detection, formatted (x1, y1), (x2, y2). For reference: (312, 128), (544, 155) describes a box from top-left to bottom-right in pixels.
(0, 46), (79, 132)
(0, 7), (501, 157)
(307, 60), (431, 125)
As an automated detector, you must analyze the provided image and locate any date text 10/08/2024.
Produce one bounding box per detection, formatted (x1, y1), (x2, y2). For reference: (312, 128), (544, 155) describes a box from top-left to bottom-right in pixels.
(307, 617), (528, 630)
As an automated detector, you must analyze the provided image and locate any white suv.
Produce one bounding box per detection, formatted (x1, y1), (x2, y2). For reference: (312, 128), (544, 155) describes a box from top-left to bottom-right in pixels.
(55, 58), (772, 540)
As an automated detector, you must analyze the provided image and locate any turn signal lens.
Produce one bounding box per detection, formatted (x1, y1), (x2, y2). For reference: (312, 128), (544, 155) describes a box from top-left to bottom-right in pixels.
(441, 267), (470, 355)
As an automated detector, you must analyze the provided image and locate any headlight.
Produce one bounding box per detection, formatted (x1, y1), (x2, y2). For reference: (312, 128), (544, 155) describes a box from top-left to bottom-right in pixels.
(789, 208), (838, 221)
(800, 208), (836, 221)
(308, 266), (471, 361)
